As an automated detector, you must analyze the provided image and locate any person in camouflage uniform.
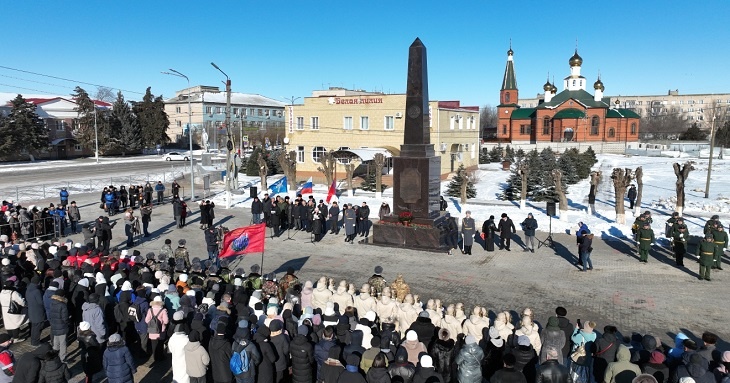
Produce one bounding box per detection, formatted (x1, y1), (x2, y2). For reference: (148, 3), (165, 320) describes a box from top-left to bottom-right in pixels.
(278, 267), (299, 301)
(245, 264), (263, 292)
(637, 221), (655, 263)
(390, 273), (410, 302)
(711, 225), (727, 270)
(173, 239), (190, 268)
(367, 265), (387, 297)
(673, 225), (690, 267)
(261, 273), (279, 302)
(697, 234), (716, 281)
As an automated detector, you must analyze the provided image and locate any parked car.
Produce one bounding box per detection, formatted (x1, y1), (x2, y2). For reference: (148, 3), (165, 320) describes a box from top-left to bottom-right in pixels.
(163, 152), (190, 161)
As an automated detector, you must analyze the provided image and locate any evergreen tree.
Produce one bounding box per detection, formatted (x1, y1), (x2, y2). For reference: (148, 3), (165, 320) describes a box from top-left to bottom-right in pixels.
(502, 149), (540, 200)
(715, 121), (730, 147)
(488, 146), (502, 162)
(534, 147), (560, 201)
(267, 149), (284, 174)
(445, 164), (476, 198)
(504, 146), (515, 162)
(0, 95), (49, 159)
(680, 123), (707, 141)
(133, 87), (170, 148)
(558, 148), (581, 185)
(361, 163), (387, 192)
(514, 148), (526, 164)
(110, 91), (142, 154)
(479, 148), (490, 164)
(245, 146), (265, 176)
(71, 86), (96, 149)
(582, 146), (598, 167)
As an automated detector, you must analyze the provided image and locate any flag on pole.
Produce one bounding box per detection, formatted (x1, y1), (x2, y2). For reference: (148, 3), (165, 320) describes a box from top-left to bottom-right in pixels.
(326, 179), (337, 203)
(299, 177), (313, 194)
(219, 223), (266, 258)
(269, 176), (288, 194)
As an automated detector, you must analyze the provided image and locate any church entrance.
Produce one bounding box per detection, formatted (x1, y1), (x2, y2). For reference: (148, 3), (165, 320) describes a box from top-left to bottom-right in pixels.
(563, 128), (574, 142)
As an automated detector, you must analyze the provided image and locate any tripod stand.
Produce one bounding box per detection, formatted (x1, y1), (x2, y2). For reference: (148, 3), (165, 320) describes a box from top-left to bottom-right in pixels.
(537, 215), (554, 249)
(283, 220), (296, 241)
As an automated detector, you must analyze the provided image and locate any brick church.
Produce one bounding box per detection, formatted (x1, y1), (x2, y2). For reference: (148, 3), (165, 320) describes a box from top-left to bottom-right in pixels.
(497, 47), (640, 143)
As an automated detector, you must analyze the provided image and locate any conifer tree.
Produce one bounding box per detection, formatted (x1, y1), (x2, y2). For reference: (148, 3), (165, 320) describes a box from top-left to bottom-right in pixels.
(504, 146), (515, 162)
(445, 164), (476, 198)
(110, 91), (142, 154)
(488, 146), (502, 162)
(0, 95), (49, 159)
(360, 163), (387, 192)
(502, 149), (540, 200)
(558, 148), (581, 185)
(582, 146), (598, 168)
(72, 86), (96, 149)
(133, 87), (170, 148)
(246, 146), (265, 176)
(533, 148), (560, 201)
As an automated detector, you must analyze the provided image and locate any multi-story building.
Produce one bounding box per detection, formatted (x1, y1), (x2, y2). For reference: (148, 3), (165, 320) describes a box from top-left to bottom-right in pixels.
(497, 48), (641, 144)
(163, 85), (285, 148)
(0, 93), (108, 160)
(285, 87), (480, 183)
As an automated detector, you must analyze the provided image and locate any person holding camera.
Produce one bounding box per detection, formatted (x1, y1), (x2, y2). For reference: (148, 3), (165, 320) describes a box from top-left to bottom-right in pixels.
(123, 208), (138, 248)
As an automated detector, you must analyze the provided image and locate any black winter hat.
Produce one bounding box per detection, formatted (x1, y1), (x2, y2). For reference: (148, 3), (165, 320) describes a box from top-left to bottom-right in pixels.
(269, 319), (284, 332)
(189, 330), (201, 342)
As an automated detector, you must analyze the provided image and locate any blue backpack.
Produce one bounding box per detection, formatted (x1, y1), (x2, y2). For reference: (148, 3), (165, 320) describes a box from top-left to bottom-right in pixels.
(229, 344), (250, 375)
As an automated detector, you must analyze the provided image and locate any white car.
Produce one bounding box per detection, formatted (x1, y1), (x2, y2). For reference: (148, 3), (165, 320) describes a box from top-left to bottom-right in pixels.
(163, 152), (190, 161)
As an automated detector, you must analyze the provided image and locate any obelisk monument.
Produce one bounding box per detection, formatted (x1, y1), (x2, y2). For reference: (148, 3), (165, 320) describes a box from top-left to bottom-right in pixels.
(392, 38), (441, 221)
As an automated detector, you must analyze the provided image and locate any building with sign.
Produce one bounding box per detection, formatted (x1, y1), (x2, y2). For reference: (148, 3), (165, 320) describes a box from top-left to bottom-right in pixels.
(163, 85), (285, 148)
(285, 87), (480, 184)
(497, 48), (640, 143)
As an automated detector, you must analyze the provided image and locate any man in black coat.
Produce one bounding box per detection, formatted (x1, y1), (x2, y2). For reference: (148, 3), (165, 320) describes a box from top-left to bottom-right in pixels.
(209, 323), (233, 383)
(498, 213), (516, 251)
(48, 290), (69, 362)
(262, 194), (273, 227)
(269, 320), (290, 383)
(555, 307), (574, 367)
(328, 202), (340, 234)
(482, 215), (497, 252)
(290, 325), (314, 383)
(409, 311), (436, 348)
(536, 347), (571, 383)
(251, 196), (264, 224)
(26, 276), (45, 346)
(492, 353), (528, 383)
(357, 202), (371, 237)
(13, 342), (52, 383)
(314, 326), (336, 381)
(205, 227), (219, 263)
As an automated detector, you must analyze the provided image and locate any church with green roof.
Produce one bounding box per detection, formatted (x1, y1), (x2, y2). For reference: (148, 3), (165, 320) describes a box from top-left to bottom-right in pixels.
(496, 47), (640, 144)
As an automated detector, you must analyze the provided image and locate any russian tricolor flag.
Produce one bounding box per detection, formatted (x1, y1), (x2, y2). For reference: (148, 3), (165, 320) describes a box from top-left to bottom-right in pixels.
(299, 177), (313, 194)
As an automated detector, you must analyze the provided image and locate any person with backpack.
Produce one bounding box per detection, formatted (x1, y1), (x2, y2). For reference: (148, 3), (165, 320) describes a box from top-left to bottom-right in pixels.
(210, 322), (233, 383)
(129, 287), (149, 357)
(145, 296), (169, 361)
(232, 321), (261, 383)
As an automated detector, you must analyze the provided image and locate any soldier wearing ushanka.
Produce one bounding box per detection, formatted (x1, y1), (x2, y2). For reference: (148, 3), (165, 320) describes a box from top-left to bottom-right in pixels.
(637, 221), (655, 263)
(672, 225), (689, 267)
(461, 211), (476, 255)
(711, 225), (727, 270)
(697, 234), (716, 281)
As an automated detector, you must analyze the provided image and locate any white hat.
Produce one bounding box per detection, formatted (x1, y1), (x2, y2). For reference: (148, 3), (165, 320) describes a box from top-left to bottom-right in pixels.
(31, 243), (39, 250)
(202, 297), (215, 306)
(121, 281), (133, 291)
(79, 321), (91, 331)
(178, 274), (188, 283)
(365, 311), (377, 322)
(185, 290), (196, 297)
(1, 259), (9, 266)
(153, 296), (163, 303)
(324, 302), (335, 316)
(234, 278), (242, 286)
(154, 271), (163, 280)
(121, 249), (128, 257)
(420, 355), (433, 368)
(406, 330), (418, 341)
(49, 246), (58, 255)
(75, 243), (82, 248)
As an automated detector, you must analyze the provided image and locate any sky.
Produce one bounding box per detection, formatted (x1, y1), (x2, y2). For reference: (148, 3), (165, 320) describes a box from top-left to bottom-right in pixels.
(2, 1), (729, 108)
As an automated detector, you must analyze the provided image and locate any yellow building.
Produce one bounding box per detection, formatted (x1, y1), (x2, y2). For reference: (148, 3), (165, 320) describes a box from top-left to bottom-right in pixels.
(285, 88), (480, 184)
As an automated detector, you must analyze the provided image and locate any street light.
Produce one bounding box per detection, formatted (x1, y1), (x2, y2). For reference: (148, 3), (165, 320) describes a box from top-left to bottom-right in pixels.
(93, 103), (99, 163)
(211, 62), (234, 209)
(162, 69), (195, 202)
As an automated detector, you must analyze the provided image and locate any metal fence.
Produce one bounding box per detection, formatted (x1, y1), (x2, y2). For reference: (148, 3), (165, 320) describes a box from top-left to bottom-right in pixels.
(0, 167), (188, 203)
(0, 216), (59, 242)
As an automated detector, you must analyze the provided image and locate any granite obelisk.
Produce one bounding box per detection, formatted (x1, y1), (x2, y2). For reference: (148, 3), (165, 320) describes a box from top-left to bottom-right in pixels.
(392, 38), (441, 220)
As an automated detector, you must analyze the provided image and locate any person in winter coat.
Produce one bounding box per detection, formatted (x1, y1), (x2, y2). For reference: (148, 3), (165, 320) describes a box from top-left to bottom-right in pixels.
(344, 205), (357, 243)
(570, 320), (597, 383)
(461, 211), (476, 255)
(430, 328), (455, 383)
(536, 347), (571, 383)
(78, 322), (103, 383)
(540, 317), (566, 364)
(25, 277), (45, 346)
(409, 312), (436, 350)
(510, 335), (538, 383)
(482, 215), (498, 252)
(209, 323), (233, 383)
(81, 294), (106, 345)
(253, 326), (277, 383)
(555, 307), (574, 366)
(389, 348), (416, 383)
(14, 342), (51, 383)
(316, 327), (338, 381)
(593, 325), (620, 382)
(269, 319), (291, 383)
(103, 334), (136, 383)
(145, 296), (169, 361)
(290, 325), (315, 383)
(320, 345), (345, 383)
(482, 327), (506, 382)
(232, 321), (261, 383)
(37, 348), (71, 383)
(366, 353), (391, 383)
(498, 213), (516, 251)
(0, 281), (27, 341)
(184, 330), (210, 383)
(0, 334), (14, 383)
(491, 353), (527, 383)
(48, 289), (69, 361)
(455, 335), (484, 383)
(604, 345), (642, 383)
(168, 312), (190, 383)
(672, 353), (714, 383)
(641, 351), (669, 383)
(520, 213), (538, 252)
(401, 330), (428, 367)
(68, 201), (81, 234)
(412, 354), (442, 383)
(338, 354), (366, 383)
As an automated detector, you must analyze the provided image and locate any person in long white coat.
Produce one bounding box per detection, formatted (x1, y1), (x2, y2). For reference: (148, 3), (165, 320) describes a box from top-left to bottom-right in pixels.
(0, 281), (27, 340)
(330, 281), (353, 315)
(493, 311), (515, 342)
(375, 287), (398, 325)
(168, 311), (190, 383)
(425, 299), (442, 328)
(441, 304), (462, 342)
(514, 316), (542, 355)
(311, 277), (332, 310)
(462, 306), (490, 341)
(353, 284), (377, 317)
(397, 294), (419, 332)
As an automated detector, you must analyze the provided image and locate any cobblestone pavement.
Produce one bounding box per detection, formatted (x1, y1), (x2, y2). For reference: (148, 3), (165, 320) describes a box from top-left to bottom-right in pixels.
(7, 191), (729, 382)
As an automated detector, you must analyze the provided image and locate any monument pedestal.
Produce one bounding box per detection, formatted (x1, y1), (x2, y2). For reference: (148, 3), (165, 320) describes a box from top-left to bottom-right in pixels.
(372, 214), (447, 251)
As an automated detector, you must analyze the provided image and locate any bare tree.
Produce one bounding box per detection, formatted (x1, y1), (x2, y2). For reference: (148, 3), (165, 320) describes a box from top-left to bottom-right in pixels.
(277, 150), (297, 191)
(611, 168), (633, 224)
(673, 162), (693, 216)
(479, 104), (497, 140)
(634, 166), (643, 217)
(344, 163), (355, 196)
(552, 169), (569, 220)
(257, 153), (268, 191)
(640, 113), (689, 140)
(588, 171), (602, 215)
(317, 150), (336, 187)
(374, 153), (386, 197)
(518, 164), (529, 209)
(94, 86), (116, 103)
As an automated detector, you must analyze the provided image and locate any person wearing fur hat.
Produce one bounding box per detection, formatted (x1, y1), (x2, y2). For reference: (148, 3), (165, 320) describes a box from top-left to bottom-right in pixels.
(174, 239), (190, 269)
(461, 211), (477, 255)
(268, 319), (291, 383)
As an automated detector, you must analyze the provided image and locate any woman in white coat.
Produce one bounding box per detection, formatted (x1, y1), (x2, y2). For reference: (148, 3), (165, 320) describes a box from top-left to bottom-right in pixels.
(167, 311), (190, 383)
(0, 280), (27, 340)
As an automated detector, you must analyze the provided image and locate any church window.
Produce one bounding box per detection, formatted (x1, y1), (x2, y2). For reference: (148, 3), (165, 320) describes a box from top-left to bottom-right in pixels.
(505, 93), (511, 103)
(542, 117), (550, 135)
(572, 80), (576, 86)
(502, 125), (507, 135)
(631, 123), (637, 134)
(608, 128), (615, 138)
(590, 116), (600, 135)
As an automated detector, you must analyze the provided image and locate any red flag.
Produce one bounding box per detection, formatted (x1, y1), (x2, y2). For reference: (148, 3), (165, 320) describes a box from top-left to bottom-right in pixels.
(219, 223), (266, 258)
(326, 179), (337, 203)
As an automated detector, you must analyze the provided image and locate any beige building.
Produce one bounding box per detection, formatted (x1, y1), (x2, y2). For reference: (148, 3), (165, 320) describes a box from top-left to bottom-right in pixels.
(285, 88), (480, 184)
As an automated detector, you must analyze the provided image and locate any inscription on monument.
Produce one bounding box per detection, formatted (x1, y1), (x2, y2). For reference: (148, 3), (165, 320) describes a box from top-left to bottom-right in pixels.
(400, 168), (421, 204)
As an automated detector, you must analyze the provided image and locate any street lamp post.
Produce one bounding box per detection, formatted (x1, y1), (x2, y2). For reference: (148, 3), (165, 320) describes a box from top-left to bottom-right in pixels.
(93, 104), (99, 163)
(162, 69), (195, 202)
(211, 62), (234, 209)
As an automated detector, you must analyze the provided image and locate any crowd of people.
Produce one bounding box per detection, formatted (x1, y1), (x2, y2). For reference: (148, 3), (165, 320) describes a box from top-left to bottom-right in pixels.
(0, 225), (726, 383)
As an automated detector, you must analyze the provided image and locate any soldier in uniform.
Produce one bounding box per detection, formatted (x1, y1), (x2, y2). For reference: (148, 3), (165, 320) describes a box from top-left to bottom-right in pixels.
(245, 264), (263, 292)
(367, 266), (387, 297)
(461, 211), (476, 255)
(673, 225), (689, 267)
(279, 267), (300, 300)
(390, 274), (410, 303)
(711, 225), (727, 270)
(704, 215), (721, 235)
(173, 239), (190, 269)
(665, 212), (680, 250)
(344, 204), (357, 243)
(632, 214), (647, 242)
(697, 234), (716, 281)
(637, 221), (655, 263)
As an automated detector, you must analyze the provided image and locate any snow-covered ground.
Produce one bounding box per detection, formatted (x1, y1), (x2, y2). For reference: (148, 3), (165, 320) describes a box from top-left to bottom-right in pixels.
(208, 154), (729, 243)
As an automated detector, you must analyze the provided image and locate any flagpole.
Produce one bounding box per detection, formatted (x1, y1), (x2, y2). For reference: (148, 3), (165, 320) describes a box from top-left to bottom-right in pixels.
(260, 248), (265, 279)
